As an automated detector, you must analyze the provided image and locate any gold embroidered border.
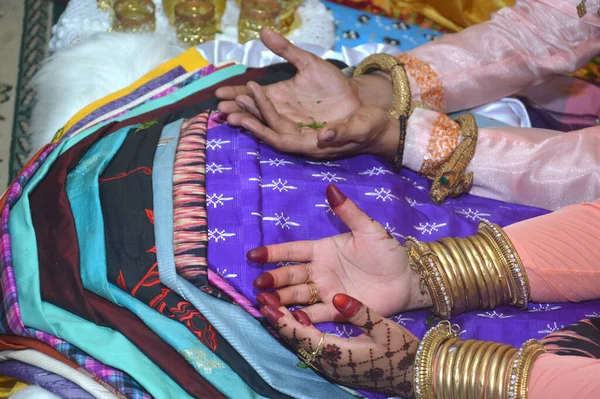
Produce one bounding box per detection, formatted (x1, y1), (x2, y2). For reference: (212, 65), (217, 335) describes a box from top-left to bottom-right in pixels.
(420, 113), (460, 177)
(397, 54), (444, 112)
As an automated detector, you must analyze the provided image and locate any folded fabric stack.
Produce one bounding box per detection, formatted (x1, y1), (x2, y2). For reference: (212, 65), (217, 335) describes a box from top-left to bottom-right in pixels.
(2, 14), (600, 399)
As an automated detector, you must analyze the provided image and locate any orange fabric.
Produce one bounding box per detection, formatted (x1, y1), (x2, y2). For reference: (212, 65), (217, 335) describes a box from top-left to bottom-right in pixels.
(529, 353), (600, 399)
(505, 199), (600, 303)
(0, 335), (81, 370)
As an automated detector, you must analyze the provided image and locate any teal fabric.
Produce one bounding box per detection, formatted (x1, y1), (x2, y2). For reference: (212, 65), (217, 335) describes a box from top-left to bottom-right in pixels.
(61, 65), (246, 155)
(67, 119), (263, 399)
(152, 124), (354, 399)
(9, 125), (192, 399)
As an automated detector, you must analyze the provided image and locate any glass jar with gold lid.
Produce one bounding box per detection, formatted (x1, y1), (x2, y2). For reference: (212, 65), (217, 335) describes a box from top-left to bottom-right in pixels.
(175, 0), (217, 46)
(238, 0), (281, 44)
(113, 0), (156, 32)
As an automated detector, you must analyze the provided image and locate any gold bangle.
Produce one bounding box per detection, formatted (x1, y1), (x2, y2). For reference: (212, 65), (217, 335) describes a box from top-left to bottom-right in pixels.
(456, 237), (493, 309)
(440, 237), (480, 311)
(469, 340), (493, 398)
(430, 242), (467, 315)
(498, 348), (518, 399)
(485, 343), (510, 399)
(435, 337), (459, 399)
(414, 321), (460, 399)
(478, 229), (519, 307)
(451, 339), (474, 398)
(460, 340), (485, 399)
(472, 234), (510, 306)
(353, 53), (411, 119)
(509, 340), (546, 399)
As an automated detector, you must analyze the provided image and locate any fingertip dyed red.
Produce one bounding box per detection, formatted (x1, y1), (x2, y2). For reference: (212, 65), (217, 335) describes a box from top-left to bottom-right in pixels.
(260, 305), (284, 325)
(326, 184), (347, 208)
(292, 309), (312, 326)
(257, 291), (281, 307)
(247, 246), (269, 262)
(332, 293), (361, 318)
(253, 272), (275, 289)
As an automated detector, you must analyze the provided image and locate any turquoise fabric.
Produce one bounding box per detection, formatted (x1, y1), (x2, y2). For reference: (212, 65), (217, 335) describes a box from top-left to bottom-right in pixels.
(152, 123), (354, 399)
(9, 125), (191, 399)
(67, 119), (263, 399)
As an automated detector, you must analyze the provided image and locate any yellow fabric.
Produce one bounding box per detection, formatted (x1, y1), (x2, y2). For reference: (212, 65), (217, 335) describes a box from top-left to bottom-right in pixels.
(371, 0), (515, 31)
(53, 48), (209, 142)
(0, 376), (28, 398)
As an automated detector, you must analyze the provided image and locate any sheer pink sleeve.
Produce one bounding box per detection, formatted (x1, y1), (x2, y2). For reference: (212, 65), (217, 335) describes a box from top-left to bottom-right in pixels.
(403, 108), (600, 210)
(398, 0), (600, 113)
(503, 198), (600, 303)
(529, 353), (600, 399)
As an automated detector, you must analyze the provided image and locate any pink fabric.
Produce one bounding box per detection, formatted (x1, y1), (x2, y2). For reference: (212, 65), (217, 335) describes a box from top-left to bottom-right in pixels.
(505, 199), (600, 303)
(404, 0), (600, 113)
(403, 107), (600, 210)
(206, 270), (261, 317)
(529, 353), (600, 399)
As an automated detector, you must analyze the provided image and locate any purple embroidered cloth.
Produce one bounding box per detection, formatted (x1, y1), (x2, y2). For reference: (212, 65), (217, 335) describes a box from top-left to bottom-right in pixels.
(206, 122), (600, 396)
(0, 360), (94, 399)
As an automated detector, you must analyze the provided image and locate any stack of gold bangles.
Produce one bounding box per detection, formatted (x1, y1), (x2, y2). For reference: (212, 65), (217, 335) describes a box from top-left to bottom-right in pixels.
(414, 321), (546, 399)
(405, 219), (529, 319)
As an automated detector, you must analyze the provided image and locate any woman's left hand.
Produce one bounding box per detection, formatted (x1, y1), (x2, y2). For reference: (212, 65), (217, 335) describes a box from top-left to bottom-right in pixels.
(260, 293), (419, 397)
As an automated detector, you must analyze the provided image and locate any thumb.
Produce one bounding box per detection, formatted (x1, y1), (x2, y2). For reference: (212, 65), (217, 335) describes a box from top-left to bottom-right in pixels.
(326, 184), (379, 234)
(260, 28), (314, 71)
(332, 293), (388, 341)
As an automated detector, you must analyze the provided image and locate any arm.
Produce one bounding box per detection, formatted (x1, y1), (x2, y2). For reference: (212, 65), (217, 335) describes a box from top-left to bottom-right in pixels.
(355, 0), (600, 113)
(528, 353), (600, 398)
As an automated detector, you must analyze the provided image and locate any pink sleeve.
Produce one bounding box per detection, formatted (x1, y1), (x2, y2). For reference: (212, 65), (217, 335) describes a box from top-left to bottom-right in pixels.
(503, 199), (600, 303)
(529, 353), (600, 399)
(403, 108), (600, 210)
(398, 0), (600, 113)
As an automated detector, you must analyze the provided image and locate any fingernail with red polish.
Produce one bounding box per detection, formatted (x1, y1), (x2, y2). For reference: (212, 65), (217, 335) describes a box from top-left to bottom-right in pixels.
(247, 246), (268, 263)
(260, 305), (284, 325)
(333, 294), (361, 318)
(257, 291), (280, 307)
(253, 272), (275, 289)
(292, 309), (312, 326)
(326, 184), (347, 208)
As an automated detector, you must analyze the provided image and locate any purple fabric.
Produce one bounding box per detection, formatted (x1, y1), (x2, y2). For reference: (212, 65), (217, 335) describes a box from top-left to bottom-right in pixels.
(206, 122), (600, 397)
(0, 360), (94, 399)
(64, 67), (186, 137)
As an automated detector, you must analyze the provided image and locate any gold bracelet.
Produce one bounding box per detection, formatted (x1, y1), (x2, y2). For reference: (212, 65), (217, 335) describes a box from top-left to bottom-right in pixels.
(436, 337), (459, 399)
(472, 234), (511, 306)
(456, 237), (493, 309)
(469, 340), (493, 398)
(484, 343), (510, 399)
(465, 235), (500, 308)
(509, 340), (546, 399)
(429, 242), (466, 315)
(440, 237), (480, 311)
(405, 238), (453, 318)
(499, 348), (519, 398)
(459, 340), (485, 399)
(353, 53), (411, 119)
(414, 321), (460, 399)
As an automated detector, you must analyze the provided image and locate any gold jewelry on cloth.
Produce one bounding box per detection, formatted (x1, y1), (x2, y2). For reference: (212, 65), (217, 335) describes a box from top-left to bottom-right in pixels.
(413, 321), (460, 399)
(303, 264), (312, 284)
(577, 0), (587, 17)
(306, 282), (319, 305)
(405, 221), (529, 318)
(429, 113), (478, 204)
(508, 340), (547, 399)
(353, 54), (411, 119)
(297, 332), (325, 371)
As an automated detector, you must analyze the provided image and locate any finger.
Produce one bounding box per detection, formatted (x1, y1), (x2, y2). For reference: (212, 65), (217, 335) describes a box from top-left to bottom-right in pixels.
(247, 82), (295, 132)
(260, 28), (315, 71)
(317, 113), (372, 143)
(217, 100), (245, 115)
(302, 303), (345, 324)
(215, 85), (249, 100)
(333, 293), (388, 341)
(274, 282), (317, 305)
(256, 291), (281, 307)
(253, 263), (311, 289)
(247, 241), (314, 264)
(227, 112), (259, 127)
(239, 117), (287, 148)
(235, 94), (262, 120)
(291, 309), (312, 326)
(326, 184), (379, 234)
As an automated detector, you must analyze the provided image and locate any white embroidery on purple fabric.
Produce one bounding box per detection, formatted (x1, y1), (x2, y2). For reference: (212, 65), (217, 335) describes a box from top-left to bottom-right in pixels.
(400, 175), (426, 191)
(538, 322), (564, 334)
(277, 261), (301, 266)
(207, 193), (234, 208)
(455, 208), (491, 221)
(391, 314), (415, 325)
(334, 325), (356, 338)
(405, 197), (425, 207)
(528, 304), (561, 312)
(476, 311), (514, 319)
(208, 229), (236, 242)
(315, 200), (334, 214)
(384, 223), (405, 239)
(414, 222), (447, 235)
(206, 139), (231, 150)
(365, 188), (400, 202)
(260, 158), (294, 167)
(311, 172), (347, 183)
(247, 151), (260, 159)
(262, 178), (298, 192)
(251, 212), (262, 217)
(585, 312), (600, 318)
(306, 161), (340, 167)
(249, 177), (262, 184)
(262, 213), (300, 229)
(216, 268), (238, 279)
(358, 166), (393, 176)
(206, 163), (233, 173)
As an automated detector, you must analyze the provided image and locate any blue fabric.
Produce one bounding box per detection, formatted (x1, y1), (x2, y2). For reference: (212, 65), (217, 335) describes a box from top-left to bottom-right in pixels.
(67, 119), (264, 399)
(9, 125), (191, 399)
(327, 2), (443, 51)
(152, 122), (354, 399)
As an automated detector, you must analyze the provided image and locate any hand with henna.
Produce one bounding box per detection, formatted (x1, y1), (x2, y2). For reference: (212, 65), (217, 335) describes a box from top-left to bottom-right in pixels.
(259, 292), (419, 396)
(249, 184), (432, 323)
